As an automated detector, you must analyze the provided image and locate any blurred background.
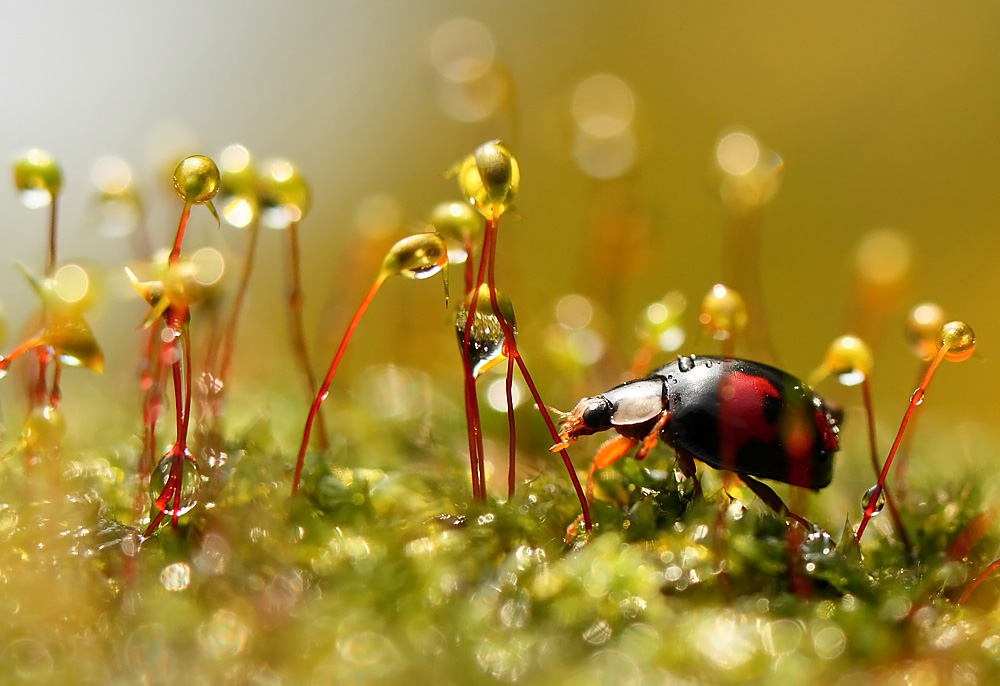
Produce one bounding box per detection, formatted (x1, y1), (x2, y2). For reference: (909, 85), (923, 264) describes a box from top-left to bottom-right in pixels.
(0, 2), (997, 467)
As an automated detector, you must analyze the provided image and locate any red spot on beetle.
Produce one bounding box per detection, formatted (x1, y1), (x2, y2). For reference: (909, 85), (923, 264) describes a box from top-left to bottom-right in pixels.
(718, 371), (780, 470)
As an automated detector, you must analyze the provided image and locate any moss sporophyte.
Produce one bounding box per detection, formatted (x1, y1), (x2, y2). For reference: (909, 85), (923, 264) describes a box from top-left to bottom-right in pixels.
(0, 141), (995, 685)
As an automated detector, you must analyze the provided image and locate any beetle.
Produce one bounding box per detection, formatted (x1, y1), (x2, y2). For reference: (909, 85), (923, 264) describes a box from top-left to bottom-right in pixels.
(550, 354), (841, 526)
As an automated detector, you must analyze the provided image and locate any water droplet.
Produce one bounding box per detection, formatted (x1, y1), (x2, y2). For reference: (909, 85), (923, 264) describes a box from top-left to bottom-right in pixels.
(22, 405), (66, 456)
(836, 370), (866, 386)
(160, 561), (192, 591)
(475, 637), (529, 682)
(861, 485), (885, 516)
(197, 609), (248, 659)
(800, 530), (837, 571)
(2, 639), (53, 681)
(193, 533), (230, 576)
(149, 450), (201, 517)
(677, 355), (695, 372)
(456, 290), (517, 377)
(583, 618), (613, 645)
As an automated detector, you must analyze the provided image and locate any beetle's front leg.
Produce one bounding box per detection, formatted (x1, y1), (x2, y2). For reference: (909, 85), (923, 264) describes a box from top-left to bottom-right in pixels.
(635, 410), (671, 461)
(587, 435), (639, 500)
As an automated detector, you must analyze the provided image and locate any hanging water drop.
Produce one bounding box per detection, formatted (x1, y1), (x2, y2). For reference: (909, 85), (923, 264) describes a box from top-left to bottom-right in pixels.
(861, 485), (885, 517)
(455, 285), (516, 377)
(150, 450), (201, 517)
(800, 529), (837, 573)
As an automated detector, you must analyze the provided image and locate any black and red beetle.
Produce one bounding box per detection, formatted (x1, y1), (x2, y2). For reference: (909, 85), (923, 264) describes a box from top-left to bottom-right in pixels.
(551, 354), (841, 525)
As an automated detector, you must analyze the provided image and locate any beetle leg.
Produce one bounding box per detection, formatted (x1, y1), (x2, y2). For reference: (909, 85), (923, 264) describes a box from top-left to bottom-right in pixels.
(737, 474), (812, 529)
(635, 410), (671, 461)
(587, 435), (639, 500)
(674, 450), (703, 497)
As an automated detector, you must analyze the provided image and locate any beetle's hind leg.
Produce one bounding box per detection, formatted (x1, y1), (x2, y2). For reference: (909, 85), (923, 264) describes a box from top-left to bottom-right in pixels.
(673, 450), (703, 497)
(737, 473), (813, 529)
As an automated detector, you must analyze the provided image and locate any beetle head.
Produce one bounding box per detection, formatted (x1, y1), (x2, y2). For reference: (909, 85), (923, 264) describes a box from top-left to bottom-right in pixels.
(550, 396), (613, 452)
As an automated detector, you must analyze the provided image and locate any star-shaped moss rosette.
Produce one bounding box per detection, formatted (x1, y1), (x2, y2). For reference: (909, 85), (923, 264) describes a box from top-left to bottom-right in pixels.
(0, 263), (103, 375)
(124, 253), (219, 329)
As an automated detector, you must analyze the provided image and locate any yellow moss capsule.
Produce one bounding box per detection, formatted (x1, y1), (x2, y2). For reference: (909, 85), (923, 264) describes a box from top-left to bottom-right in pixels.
(13, 149), (62, 201)
(698, 283), (747, 340)
(22, 405), (66, 456)
(381, 233), (449, 280)
(938, 320), (975, 362)
(455, 140), (519, 218)
(905, 302), (947, 361)
(218, 144), (258, 228)
(44, 317), (104, 372)
(172, 155), (220, 205)
(16, 263), (104, 371)
(823, 334), (873, 386)
(258, 158), (310, 229)
(427, 201), (482, 253)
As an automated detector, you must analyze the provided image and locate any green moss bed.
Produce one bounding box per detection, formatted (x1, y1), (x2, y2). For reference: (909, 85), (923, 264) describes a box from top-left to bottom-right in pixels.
(1, 387), (998, 686)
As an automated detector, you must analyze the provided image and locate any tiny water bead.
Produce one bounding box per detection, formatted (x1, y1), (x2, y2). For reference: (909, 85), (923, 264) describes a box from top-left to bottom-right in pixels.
(149, 450), (201, 517)
(13, 148), (62, 205)
(800, 529), (837, 571)
(160, 561), (192, 592)
(861, 485), (885, 517)
(855, 319), (976, 541)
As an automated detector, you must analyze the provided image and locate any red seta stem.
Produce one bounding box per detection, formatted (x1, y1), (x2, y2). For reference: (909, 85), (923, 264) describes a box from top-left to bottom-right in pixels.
(47, 196), (58, 277)
(286, 221), (329, 451)
(959, 558), (1000, 605)
(505, 352), (516, 497)
(293, 275), (386, 494)
(860, 378), (911, 553)
(460, 228), (493, 499)
(481, 217), (592, 531)
(460, 235), (484, 498)
(168, 204), (191, 265)
(857, 345), (949, 541)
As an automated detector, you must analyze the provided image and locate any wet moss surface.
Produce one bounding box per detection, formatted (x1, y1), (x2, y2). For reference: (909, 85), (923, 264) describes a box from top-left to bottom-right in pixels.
(2, 395), (999, 686)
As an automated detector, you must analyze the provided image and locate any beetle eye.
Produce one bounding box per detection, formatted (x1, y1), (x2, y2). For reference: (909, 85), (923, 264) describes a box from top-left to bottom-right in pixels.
(581, 397), (613, 430)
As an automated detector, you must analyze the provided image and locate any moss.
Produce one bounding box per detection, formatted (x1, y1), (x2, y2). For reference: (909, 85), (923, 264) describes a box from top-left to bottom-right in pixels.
(0, 402), (998, 685)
